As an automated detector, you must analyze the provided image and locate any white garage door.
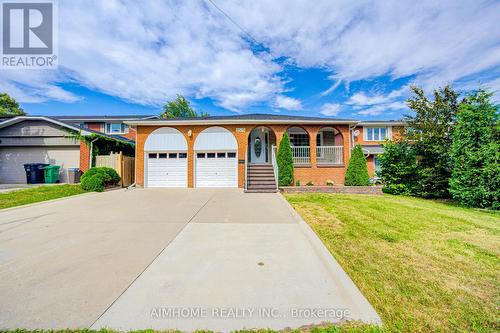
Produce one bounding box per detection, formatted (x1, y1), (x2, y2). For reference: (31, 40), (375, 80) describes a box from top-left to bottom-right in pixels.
(0, 147), (80, 183)
(195, 151), (237, 187)
(146, 152), (187, 187)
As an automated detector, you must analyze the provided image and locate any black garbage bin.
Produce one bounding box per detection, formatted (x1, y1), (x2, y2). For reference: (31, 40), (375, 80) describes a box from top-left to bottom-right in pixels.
(24, 163), (49, 184)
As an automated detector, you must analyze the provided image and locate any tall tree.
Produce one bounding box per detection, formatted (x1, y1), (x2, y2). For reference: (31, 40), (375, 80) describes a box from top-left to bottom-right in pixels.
(404, 85), (460, 198)
(0, 93), (26, 116)
(450, 89), (499, 209)
(160, 94), (208, 119)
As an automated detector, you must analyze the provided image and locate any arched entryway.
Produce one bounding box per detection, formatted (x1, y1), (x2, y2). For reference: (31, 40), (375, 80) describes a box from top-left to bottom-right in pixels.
(144, 127), (188, 187)
(248, 126), (277, 164)
(316, 127), (344, 165)
(287, 126), (310, 165)
(194, 126), (238, 188)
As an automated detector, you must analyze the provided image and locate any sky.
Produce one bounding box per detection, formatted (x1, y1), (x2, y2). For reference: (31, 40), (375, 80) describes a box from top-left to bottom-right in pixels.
(2, 0), (500, 120)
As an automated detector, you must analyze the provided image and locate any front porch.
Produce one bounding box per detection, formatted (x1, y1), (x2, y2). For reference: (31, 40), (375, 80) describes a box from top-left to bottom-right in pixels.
(288, 127), (344, 166)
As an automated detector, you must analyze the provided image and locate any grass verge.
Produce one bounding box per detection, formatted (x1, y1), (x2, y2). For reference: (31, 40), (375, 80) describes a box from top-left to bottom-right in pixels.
(0, 185), (87, 209)
(284, 193), (499, 333)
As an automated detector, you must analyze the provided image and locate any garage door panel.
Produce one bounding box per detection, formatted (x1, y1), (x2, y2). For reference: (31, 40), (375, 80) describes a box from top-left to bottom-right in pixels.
(195, 151), (237, 188)
(146, 153), (187, 188)
(0, 147), (79, 183)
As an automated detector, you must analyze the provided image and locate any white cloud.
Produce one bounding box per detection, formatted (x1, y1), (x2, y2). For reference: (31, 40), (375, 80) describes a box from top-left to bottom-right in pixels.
(219, 0), (500, 95)
(320, 103), (342, 116)
(1, 0), (499, 112)
(347, 88), (408, 116)
(274, 95), (302, 110)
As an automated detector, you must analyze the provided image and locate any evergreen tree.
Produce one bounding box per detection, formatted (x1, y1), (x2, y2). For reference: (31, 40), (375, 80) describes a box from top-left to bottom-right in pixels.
(450, 90), (499, 209)
(405, 85), (460, 198)
(345, 144), (370, 186)
(277, 132), (294, 186)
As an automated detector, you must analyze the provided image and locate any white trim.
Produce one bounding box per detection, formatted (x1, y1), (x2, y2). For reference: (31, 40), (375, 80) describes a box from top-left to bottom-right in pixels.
(0, 116), (90, 135)
(358, 121), (405, 126)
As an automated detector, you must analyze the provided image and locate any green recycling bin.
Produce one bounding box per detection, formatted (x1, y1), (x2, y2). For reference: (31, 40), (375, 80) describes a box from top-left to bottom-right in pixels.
(43, 165), (61, 183)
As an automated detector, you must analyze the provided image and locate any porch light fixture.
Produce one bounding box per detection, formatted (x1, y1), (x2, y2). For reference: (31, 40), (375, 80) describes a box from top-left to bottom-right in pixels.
(187, 129), (192, 137)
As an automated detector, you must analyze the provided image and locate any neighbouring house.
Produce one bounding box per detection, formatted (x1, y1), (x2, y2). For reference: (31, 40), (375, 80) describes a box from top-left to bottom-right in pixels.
(354, 120), (406, 177)
(126, 114), (405, 191)
(55, 114), (158, 141)
(0, 115), (150, 183)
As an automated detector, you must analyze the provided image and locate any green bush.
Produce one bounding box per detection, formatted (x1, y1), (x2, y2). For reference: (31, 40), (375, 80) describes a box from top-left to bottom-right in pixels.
(378, 140), (419, 195)
(81, 174), (106, 192)
(450, 90), (499, 209)
(344, 145), (370, 186)
(277, 132), (294, 186)
(80, 167), (120, 192)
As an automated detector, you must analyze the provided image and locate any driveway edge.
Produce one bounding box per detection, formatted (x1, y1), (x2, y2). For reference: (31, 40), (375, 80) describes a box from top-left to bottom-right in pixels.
(0, 190), (114, 213)
(275, 193), (382, 325)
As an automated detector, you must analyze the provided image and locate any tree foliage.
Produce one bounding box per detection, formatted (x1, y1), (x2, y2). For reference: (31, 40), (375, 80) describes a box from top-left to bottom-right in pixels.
(277, 132), (294, 186)
(449, 90), (499, 209)
(344, 144), (370, 186)
(404, 85), (460, 198)
(160, 94), (209, 119)
(379, 140), (418, 195)
(0, 92), (25, 116)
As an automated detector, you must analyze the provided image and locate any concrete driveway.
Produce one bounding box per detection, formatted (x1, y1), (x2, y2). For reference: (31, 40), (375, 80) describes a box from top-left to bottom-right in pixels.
(0, 188), (380, 331)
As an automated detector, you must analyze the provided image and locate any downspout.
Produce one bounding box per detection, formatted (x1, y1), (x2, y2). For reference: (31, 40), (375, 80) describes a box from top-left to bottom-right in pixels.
(349, 125), (356, 157)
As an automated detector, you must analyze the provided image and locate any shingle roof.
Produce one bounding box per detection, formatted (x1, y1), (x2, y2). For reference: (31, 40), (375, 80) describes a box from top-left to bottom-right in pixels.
(52, 115), (158, 120)
(141, 113), (356, 122)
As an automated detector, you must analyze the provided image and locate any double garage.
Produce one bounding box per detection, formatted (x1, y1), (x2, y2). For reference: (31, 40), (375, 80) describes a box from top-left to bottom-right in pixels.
(144, 126), (238, 188)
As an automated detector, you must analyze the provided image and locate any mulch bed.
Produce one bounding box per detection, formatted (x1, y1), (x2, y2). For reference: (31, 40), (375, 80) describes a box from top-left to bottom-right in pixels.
(280, 185), (383, 195)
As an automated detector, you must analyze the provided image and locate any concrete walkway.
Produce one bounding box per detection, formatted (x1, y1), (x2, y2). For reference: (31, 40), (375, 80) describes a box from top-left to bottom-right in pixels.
(0, 188), (380, 331)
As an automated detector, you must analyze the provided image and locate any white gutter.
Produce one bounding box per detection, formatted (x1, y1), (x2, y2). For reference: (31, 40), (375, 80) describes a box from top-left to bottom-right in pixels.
(125, 119), (359, 126)
(0, 116), (91, 134)
(357, 121), (406, 126)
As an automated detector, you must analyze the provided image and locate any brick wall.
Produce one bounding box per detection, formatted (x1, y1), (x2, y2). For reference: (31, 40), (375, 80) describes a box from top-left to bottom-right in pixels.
(79, 141), (90, 172)
(136, 123), (351, 188)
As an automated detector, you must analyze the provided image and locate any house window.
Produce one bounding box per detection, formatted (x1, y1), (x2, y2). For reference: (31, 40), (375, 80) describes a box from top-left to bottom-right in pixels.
(364, 127), (390, 141)
(289, 133), (310, 146)
(105, 123), (128, 134)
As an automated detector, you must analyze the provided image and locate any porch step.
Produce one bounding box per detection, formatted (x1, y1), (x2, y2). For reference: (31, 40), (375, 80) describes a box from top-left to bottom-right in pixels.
(245, 189), (279, 193)
(246, 164), (277, 192)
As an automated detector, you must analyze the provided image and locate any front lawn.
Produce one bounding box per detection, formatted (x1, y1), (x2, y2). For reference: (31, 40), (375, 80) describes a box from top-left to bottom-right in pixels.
(285, 193), (499, 333)
(0, 185), (87, 209)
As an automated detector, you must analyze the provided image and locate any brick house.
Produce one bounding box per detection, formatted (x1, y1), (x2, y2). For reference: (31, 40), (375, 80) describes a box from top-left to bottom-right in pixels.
(126, 114), (404, 191)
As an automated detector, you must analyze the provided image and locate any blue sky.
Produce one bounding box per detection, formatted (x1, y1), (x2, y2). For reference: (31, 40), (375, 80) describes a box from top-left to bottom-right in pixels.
(3, 0), (500, 120)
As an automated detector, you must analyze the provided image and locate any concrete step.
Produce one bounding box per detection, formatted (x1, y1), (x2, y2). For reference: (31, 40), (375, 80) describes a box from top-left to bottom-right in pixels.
(248, 169), (274, 174)
(247, 184), (278, 190)
(245, 189), (279, 193)
(249, 181), (276, 186)
(248, 176), (276, 181)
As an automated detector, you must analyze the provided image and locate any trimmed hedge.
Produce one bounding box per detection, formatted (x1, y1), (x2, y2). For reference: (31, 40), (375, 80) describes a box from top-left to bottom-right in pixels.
(344, 144), (370, 186)
(81, 167), (120, 192)
(277, 132), (294, 186)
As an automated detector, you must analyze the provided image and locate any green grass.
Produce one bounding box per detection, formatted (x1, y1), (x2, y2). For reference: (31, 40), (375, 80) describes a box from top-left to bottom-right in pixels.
(0, 185), (87, 209)
(284, 193), (500, 333)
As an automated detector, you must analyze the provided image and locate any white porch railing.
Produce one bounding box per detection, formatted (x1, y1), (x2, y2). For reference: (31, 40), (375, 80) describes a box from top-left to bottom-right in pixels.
(291, 146), (311, 164)
(271, 145), (279, 190)
(317, 146), (343, 165)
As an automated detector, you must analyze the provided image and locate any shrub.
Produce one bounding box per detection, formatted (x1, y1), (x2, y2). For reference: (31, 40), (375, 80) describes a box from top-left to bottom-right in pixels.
(277, 132), (294, 186)
(81, 174), (105, 192)
(450, 90), (499, 209)
(378, 141), (418, 195)
(326, 179), (334, 186)
(80, 167), (120, 192)
(306, 181), (314, 186)
(295, 179), (300, 186)
(344, 145), (370, 186)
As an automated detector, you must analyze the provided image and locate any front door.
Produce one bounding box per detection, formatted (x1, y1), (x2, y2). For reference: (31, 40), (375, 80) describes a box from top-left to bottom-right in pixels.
(250, 129), (268, 164)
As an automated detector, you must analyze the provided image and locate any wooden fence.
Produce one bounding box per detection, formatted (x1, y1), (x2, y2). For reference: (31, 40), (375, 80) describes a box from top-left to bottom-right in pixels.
(95, 152), (135, 187)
